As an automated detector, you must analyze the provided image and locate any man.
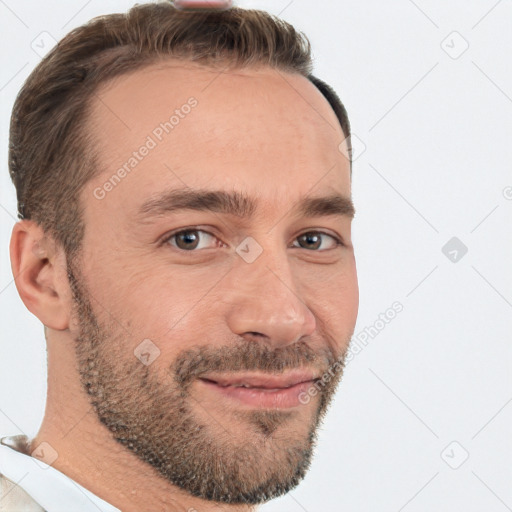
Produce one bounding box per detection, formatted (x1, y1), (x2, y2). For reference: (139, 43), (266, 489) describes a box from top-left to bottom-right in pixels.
(2, 1), (358, 510)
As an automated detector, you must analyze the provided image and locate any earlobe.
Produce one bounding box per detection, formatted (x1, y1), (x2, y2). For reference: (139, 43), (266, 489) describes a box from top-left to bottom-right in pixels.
(9, 220), (70, 330)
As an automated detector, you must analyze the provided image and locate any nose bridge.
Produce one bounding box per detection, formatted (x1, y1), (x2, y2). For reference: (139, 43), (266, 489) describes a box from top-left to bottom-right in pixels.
(223, 241), (316, 347)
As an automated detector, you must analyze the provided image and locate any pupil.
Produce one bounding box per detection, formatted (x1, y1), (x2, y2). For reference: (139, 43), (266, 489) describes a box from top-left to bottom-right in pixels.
(302, 233), (320, 249)
(178, 231), (198, 249)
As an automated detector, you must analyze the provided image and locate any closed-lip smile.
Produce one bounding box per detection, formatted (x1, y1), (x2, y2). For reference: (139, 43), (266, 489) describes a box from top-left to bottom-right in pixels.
(199, 370), (319, 389)
(197, 371), (320, 408)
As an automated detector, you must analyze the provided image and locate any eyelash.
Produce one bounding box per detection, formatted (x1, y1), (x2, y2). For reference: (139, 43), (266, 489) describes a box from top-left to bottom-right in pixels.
(161, 227), (344, 252)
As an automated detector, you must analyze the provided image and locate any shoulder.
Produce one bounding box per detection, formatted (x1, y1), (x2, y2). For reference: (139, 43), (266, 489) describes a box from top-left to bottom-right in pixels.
(0, 471), (46, 511)
(0, 436), (46, 512)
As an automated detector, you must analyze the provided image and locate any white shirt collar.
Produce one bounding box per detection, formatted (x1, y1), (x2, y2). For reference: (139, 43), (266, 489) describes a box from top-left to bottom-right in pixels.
(0, 434), (121, 512)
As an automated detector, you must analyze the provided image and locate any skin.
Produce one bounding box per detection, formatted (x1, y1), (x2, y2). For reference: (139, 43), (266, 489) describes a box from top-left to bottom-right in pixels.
(9, 60), (358, 511)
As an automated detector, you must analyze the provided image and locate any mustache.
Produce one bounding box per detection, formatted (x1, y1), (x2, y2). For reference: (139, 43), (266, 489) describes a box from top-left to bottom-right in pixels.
(171, 340), (338, 388)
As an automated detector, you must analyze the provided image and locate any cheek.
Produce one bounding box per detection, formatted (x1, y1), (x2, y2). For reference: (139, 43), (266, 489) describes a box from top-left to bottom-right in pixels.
(342, 258), (359, 324)
(80, 257), (178, 337)
(301, 258), (359, 334)
(98, 261), (223, 345)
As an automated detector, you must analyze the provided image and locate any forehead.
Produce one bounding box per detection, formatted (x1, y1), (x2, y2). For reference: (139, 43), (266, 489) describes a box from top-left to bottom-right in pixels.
(85, 60), (350, 217)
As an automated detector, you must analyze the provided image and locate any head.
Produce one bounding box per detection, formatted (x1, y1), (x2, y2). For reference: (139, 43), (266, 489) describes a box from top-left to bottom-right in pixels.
(9, 2), (358, 506)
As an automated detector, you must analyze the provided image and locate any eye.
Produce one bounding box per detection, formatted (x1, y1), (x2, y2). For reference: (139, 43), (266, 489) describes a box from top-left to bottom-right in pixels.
(162, 228), (343, 252)
(291, 231), (343, 251)
(163, 229), (222, 251)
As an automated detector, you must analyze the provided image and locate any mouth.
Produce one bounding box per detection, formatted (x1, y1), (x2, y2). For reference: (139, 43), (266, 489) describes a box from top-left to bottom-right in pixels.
(197, 371), (320, 409)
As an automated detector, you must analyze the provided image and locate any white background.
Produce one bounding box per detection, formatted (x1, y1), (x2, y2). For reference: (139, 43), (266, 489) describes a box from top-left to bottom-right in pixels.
(1, 1), (511, 511)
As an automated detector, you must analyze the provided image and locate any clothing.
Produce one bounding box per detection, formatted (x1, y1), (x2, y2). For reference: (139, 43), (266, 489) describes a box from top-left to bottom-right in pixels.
(0, 434), (120, 512)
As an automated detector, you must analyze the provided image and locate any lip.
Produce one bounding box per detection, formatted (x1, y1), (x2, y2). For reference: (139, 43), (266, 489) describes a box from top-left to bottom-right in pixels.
(199, 370), (318, 389)
(197, 371), (319, 409)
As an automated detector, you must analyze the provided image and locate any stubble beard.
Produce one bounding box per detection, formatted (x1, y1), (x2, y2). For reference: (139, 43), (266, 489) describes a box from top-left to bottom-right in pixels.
(66, 262), (349, 505)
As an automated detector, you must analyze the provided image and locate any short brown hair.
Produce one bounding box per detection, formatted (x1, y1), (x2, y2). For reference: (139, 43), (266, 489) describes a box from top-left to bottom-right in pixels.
(8, 1), (351, 261)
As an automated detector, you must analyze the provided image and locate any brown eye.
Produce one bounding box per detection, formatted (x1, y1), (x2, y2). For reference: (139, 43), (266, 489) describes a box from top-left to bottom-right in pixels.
(163, 229), (342, 252)
(165, 229), (218, 251)
(293, 232), (341, 251)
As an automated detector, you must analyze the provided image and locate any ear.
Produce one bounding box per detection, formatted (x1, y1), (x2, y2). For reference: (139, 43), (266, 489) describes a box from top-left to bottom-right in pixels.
(9, 220), (70, 330)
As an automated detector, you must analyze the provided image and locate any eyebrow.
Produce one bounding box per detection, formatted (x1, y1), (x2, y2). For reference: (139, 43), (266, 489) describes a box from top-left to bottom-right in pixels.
(137, 188), (355, 221)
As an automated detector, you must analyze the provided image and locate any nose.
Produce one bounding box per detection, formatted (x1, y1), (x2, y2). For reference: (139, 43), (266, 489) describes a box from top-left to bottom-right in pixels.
(223, 247), (317, 349)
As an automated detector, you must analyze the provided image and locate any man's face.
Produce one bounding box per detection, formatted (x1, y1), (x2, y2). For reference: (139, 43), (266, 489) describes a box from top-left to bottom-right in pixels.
(69, 61), (358, 504)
